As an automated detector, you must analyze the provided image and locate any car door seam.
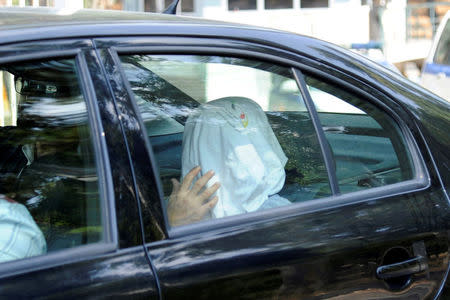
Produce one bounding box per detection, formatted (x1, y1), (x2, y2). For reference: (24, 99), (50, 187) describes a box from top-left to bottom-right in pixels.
(92, 39), (163, 300)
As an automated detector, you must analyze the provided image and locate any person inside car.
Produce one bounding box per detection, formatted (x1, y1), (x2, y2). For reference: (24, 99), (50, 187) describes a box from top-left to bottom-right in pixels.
(167, 97), (290, 226)
(0, 194), (47, 262)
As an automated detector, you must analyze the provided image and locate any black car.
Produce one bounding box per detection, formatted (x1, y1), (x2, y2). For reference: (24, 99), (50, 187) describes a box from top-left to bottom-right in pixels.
(0, 6), (449, 299)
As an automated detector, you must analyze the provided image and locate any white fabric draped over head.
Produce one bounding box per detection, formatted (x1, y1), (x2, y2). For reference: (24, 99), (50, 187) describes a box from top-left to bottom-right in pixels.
(181, 97), (288, 219)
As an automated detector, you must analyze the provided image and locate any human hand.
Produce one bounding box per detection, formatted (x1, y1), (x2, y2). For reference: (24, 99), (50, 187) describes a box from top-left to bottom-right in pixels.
(167, 166), (220, 227)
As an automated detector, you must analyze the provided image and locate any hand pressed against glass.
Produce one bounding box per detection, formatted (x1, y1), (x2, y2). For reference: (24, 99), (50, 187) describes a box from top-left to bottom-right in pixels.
(167, 166), (220, 227)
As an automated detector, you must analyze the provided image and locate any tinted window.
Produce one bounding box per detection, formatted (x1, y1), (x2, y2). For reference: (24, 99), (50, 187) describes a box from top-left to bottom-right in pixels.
(305, 75), (414, 194)
(0, 58), (101, 263)
(120, 55), (330, 227)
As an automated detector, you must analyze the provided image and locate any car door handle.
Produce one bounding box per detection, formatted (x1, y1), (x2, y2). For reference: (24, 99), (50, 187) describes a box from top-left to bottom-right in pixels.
(376, 256), (427, 280)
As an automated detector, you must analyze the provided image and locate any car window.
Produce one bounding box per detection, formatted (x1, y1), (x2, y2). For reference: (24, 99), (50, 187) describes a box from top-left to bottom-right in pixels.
(434, 19), (450, 66)
(305, 75), (415, 194)
(0, 58), (102, 263)
(120, 54), (330, 227)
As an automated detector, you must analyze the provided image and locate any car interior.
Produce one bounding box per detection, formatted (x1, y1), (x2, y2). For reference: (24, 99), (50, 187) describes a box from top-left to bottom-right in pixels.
(120, 55), (414, 209)
(0, 59), (101, 254)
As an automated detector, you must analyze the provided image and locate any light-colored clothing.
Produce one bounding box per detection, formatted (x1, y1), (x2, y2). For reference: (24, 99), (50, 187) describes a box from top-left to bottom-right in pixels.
(0, 197), (47, 263)
(182, 97), (289, 219)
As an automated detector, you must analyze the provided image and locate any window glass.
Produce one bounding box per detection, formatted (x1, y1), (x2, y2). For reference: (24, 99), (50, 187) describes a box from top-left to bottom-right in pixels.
(434, 20), (450, 65)
(305, 75), (414, 194)
(228, 0), (257, 10)
(265, 0), (293, 9)
(301, 0), (328, 8)
(0, 58), (101, 263)
(182, 0), (194, 12)
(120, 55), (330, 227)
(144, 0), (157, 12)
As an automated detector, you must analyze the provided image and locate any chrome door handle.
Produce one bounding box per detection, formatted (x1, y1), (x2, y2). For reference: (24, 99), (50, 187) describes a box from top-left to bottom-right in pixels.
(376, 256), (427, 280)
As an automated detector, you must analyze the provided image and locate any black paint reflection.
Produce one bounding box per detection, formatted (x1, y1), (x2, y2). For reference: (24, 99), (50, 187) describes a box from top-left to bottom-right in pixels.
(149, 186), (449, 299)
(100, 49), (166, 243)
(85, 49), (145, 247)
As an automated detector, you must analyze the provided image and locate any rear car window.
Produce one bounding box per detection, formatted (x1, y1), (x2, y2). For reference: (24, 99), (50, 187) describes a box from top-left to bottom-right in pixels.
(305, 75), (415, 193)
(120, 54), (330, 226)
(0, 58), (102, 263)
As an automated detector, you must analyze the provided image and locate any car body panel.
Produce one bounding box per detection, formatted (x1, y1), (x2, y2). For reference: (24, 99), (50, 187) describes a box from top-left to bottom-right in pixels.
(93, 47), (167, 243)
(83, 48), (148, 249)
(147, 188), (449, 299)
(0, 246), (158, 299)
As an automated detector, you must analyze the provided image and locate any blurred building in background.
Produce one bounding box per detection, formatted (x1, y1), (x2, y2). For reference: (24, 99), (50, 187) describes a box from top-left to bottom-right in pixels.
(0, 0), (448, 76)
(190, 0), (369, 46)
(382, 0), (449, 74)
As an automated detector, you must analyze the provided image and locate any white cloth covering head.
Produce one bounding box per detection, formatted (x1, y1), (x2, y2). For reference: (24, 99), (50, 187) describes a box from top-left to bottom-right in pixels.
(181, 97), (288, 219)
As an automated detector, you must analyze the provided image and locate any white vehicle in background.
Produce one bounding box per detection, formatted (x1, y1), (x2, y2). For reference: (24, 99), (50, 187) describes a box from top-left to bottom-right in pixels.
(350, 42), (401, 74)
(421, 11), (450, 100)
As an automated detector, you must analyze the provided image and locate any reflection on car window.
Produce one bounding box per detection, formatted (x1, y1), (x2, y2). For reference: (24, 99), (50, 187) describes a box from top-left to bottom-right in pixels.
(120, 55), (330, 227)
(308, 86), (365, 114)
(0, 59), (101, 263)
(305, 75), (415, 194)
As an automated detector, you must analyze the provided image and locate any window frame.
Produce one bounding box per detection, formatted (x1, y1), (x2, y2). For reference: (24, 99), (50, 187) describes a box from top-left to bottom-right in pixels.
(265, 0), (293, 9)
(294, 69), (339, 194)
(228, 0), (257, 11)
(0, 42), (117, 278)
(300, 0), (329, 8)
(112, 40), (429, 240)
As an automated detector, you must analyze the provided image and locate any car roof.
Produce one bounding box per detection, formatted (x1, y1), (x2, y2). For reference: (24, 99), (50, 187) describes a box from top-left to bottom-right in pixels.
(0, 7), (267, 43)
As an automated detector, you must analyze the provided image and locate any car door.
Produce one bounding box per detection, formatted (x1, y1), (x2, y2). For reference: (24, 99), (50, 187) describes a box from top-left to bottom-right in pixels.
(0, 39), (158, 298)
(97, 35), (450, 299)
